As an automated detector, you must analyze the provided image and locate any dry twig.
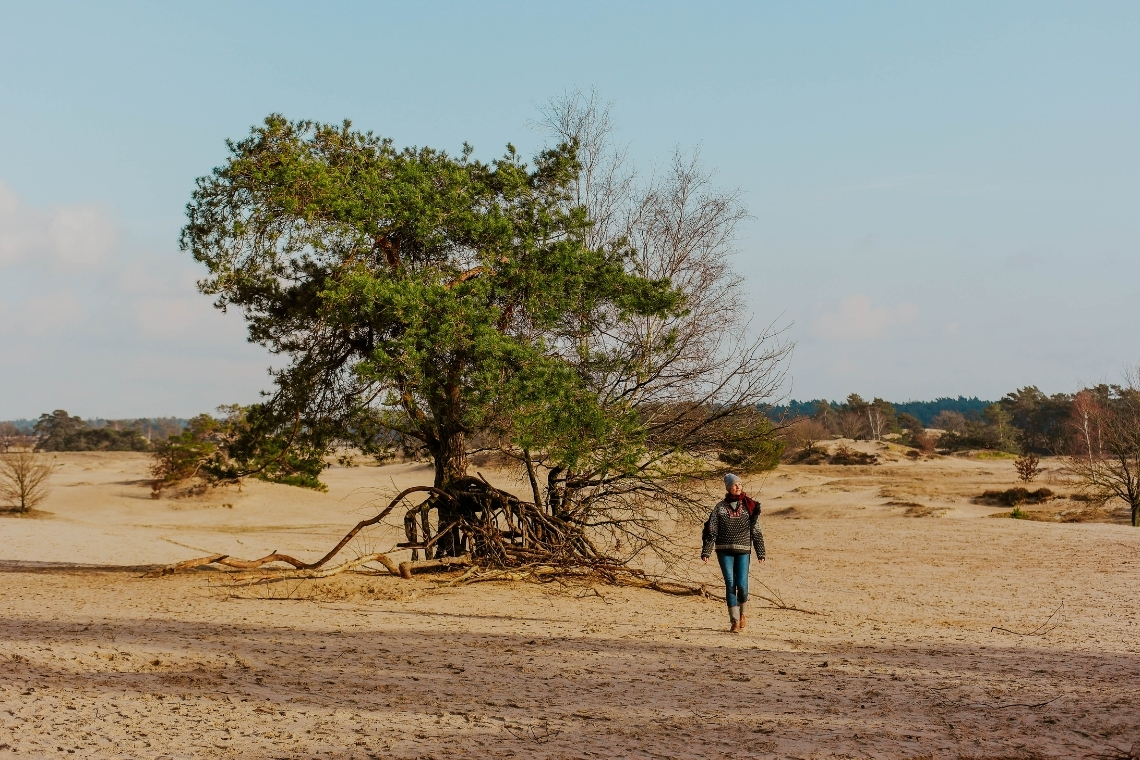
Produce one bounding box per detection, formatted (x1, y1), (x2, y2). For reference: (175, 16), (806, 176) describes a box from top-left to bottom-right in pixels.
(991, 601), (1065, 636)
(752, 580), (819, 615)
(502, 721), (561, 743)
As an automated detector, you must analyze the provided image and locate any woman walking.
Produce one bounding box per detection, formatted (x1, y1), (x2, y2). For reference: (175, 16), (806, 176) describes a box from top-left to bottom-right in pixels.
(701, 473), (765, 632)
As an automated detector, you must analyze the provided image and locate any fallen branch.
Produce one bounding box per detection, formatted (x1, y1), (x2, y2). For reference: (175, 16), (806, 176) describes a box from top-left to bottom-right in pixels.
(398, 554), (472, 579)
(147, 550), (316, 576)
(145, 485), (448, 577)
(611, 575), (719, 597)
(502, 721), (561, 743)
(752, 580), (819, 615)
(927, 687), (1064, 710)
(442, 565), (481, 587)
(986, 694), (1064, 709)
(991, 601), (1065, 636)
(226, 552), (401, 586)
(149, 553), (229, 576)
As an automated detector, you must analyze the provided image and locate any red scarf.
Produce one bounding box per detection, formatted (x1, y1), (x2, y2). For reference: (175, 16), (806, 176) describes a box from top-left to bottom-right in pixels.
(725, 492), (759, 518)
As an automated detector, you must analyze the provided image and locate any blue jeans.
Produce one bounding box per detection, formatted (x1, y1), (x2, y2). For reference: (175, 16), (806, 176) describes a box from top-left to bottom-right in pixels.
(716, 551), (750, 608)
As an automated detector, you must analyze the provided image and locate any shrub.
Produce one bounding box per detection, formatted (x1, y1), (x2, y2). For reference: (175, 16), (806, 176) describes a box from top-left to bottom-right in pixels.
(834, 411), (869, 440)
(911, 431), (937, 454)
(781, 418), (831, 463)
(977, 487), (1054, 506)
(974, 450), (1018, 460)
(829, 444), (878, 466)
(789, 446), (829, 465)
(0, 450), (55, 513)
(1014, 452), (1042, 483)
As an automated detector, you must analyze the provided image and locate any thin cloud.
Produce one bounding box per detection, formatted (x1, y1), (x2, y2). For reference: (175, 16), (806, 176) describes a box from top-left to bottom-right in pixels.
(0, 178), (270, 418)
(0, 289), (84, 337)
(813, 295), (919, 341)
(0, 181), (118, 270)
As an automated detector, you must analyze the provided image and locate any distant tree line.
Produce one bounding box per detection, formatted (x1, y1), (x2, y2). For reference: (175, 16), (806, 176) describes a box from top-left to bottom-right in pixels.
(777, 383), (1140, 526)
(0, 412), (188, 453)
(771, 396), (992, 429)
(777, 385), (1132, 457)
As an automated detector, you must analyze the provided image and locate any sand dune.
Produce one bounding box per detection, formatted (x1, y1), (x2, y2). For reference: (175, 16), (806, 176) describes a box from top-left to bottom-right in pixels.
(1, 449), (1138, 757)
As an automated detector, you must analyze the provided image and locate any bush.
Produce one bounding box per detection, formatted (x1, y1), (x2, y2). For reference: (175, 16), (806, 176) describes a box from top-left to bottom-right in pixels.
(717, 438), (785, 472)
(977, 487), (1054, 506)
(897, 412), (924, 437)
(788, 446), (829, 465)
(781, 418), (831, 463)
(1014, 452), (1042, 482)
(151, 415), (225, 492)
(829, 444), (878, 466)
(911, 431), (937, 454)
(0, 450), (55, 513)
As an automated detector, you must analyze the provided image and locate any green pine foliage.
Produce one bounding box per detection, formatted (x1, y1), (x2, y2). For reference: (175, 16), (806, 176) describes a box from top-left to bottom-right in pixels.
(150, 406), (326, 494)
(180, 115), (681, 490)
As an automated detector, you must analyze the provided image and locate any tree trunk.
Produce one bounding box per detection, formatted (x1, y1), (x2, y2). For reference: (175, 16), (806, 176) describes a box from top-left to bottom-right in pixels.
(432, 430), (468, 488)
(431, 430), (468, 556)
(523, 449), (544, 512)
(546, 466), (565, 518)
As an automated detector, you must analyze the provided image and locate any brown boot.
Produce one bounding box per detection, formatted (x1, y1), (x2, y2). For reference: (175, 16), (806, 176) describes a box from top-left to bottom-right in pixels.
(738, 613), (746, 631)
(729, 619), (740, 633)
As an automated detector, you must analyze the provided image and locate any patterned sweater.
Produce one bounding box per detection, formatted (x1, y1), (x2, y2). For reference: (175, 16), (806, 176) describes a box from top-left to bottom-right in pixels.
(701, 499), (765, 559)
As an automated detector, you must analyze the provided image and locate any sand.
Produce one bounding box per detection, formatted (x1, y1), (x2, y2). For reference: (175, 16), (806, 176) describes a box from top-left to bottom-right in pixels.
(1, 447), (1138, 758)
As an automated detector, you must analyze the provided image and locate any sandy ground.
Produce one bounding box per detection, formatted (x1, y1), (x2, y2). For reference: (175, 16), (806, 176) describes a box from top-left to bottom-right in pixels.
(1, 448), (1138, 758)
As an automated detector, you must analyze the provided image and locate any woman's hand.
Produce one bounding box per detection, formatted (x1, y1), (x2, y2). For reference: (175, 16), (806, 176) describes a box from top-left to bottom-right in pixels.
(701, 556), (708, 564)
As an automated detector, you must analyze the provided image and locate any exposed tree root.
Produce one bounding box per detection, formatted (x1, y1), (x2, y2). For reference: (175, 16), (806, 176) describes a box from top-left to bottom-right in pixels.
(225, 553), (402, 586)
(145, 485), (445, 578)
(145, 478), (816, 609)
(147, 477), (604, 579)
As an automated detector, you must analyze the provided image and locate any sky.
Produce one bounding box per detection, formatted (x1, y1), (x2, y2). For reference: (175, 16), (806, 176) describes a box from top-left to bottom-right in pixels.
(1, 1), (1138, 418)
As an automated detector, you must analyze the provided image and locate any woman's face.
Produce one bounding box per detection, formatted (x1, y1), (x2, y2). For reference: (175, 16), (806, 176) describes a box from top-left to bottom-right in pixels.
(728, 482), (743, 496)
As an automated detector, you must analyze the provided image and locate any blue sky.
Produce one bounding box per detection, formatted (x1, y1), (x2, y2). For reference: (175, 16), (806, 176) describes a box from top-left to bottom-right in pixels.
(1, 1), (1137, 417)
